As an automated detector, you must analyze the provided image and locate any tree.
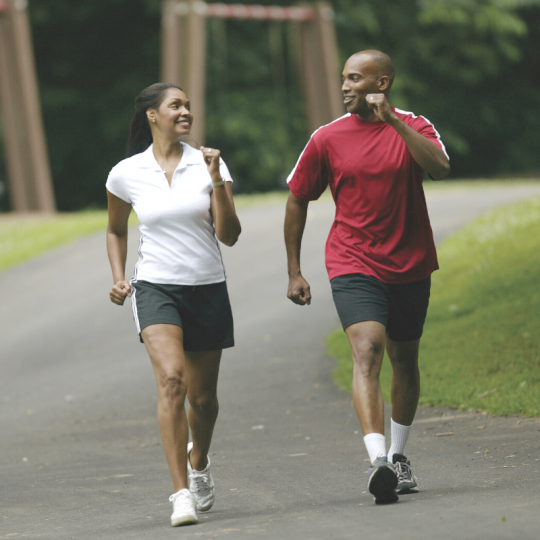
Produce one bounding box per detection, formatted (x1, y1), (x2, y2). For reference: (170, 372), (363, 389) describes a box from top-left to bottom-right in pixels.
(1, 0), (538, 211)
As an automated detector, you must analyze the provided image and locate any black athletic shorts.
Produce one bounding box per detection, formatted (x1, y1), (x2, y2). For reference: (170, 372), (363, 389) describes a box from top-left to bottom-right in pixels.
(330, 273), (431, 342)
(130, 280), (234, 351)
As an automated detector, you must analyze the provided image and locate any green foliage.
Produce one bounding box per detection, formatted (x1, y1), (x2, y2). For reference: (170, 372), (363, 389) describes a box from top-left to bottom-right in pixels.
(0, 212), (109, 272)
(333, 0), (540, 176)
(328, 195), (540, 417)
(200, 14), (308, 193)
(1, 0), (539, 210)
(24, 0), (163, 211)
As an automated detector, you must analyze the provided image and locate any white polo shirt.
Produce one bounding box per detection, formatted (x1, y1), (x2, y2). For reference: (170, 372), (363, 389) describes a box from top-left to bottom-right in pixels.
(106, 142), (233, 286)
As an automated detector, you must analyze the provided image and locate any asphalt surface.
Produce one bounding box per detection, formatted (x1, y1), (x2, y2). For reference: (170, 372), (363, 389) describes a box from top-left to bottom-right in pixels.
(1, 182), (540, 540)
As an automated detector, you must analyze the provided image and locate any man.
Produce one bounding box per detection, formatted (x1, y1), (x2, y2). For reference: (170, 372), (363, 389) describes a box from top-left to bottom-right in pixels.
(284, 50), (450, 504)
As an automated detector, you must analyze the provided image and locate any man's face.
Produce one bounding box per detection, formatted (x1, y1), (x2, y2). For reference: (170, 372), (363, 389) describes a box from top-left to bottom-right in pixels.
(341, 55), (381, 116)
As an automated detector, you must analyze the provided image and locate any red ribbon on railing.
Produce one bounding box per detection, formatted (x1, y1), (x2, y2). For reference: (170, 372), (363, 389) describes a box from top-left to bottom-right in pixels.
(177, 2), (317, 21)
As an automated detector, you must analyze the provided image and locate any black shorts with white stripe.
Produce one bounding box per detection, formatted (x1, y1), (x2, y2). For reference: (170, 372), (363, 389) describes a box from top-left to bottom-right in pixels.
(131, 280), (234, 351)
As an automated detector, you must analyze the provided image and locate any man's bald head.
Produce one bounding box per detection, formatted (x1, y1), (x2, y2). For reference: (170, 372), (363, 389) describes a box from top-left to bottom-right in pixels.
(341, 49), (396, 118)
(348, 50), (395, 92)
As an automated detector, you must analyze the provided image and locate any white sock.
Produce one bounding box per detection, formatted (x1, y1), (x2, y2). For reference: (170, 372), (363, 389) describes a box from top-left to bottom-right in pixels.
(363, 433), (386, 464)
(388, 418), (412, 464)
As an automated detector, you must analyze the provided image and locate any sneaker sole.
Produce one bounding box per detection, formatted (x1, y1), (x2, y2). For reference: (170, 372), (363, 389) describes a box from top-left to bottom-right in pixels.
(196, 498), (214, 512)
(171, 514), (198, 527)
(368, 465), (399, 505)
(396, 484), (419, 494)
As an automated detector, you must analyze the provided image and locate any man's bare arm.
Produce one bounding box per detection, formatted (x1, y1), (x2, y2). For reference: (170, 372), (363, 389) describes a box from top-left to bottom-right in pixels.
(284, 192), (312, 305)
(387, 118), (450, 180)
(366, 93), (450, 180)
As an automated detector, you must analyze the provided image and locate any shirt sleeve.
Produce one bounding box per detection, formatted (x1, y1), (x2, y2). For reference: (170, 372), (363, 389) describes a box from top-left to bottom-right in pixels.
(413, 115), (449, 160)
(218, 158), (233, 183)
(286, 135), (328, 201)
(105, 165), (132, 204)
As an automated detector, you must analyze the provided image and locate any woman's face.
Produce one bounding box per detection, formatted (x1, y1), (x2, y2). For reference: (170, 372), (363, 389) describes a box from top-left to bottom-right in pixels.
(149, 88), (192, 139)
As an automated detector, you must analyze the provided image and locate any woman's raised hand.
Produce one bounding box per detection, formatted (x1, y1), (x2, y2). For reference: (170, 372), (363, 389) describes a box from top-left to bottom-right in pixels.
(110, 280), (131, 305)
(200, 146), (221, 179)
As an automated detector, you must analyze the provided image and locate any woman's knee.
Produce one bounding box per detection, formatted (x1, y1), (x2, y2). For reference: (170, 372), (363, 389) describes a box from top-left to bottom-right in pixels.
(189, 393), (219, 417)
(157, 369), (188, 400)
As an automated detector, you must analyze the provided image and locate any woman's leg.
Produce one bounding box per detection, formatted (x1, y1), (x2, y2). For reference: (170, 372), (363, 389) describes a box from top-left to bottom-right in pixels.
(184, 350), (222, 471)
(141, 323), (189, 492)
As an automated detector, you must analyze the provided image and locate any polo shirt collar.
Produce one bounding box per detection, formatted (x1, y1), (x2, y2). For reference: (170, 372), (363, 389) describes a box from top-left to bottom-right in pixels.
(178, 142), (201, 168)
(136, 142), (200, 171)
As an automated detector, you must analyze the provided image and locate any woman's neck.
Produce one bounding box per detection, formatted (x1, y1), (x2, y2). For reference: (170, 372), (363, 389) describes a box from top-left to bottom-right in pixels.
(152, 135), (183, 160)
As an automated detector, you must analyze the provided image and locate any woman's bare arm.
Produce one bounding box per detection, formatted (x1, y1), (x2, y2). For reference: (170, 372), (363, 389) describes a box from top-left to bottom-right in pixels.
(106, 190), (132, 305)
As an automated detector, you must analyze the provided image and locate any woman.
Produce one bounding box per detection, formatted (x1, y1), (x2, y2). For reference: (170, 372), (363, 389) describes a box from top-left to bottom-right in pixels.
(106, 82), (241, 527)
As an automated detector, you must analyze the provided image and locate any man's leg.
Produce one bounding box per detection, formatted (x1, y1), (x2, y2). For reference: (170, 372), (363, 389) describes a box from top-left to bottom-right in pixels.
(386, 337), (421, 493)
(345, 320), (399, 504)
(345, 320), (386, 440)
(387, 337), (420, 426)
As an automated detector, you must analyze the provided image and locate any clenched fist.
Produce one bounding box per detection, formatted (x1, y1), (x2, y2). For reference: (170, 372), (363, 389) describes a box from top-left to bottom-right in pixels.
(287, 274), (312, 306)
(366, 93), (396, 124)
(110, 280), (131, 305)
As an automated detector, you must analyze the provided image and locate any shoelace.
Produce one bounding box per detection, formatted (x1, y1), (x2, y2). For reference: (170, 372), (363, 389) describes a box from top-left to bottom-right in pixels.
(394, 461), (416, 482)
(189, 470), (210, 493)
(169, 490), (191, 504)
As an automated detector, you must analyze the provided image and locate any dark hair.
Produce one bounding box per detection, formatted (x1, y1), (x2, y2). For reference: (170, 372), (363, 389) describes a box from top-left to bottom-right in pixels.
(126, 82), (183, 157)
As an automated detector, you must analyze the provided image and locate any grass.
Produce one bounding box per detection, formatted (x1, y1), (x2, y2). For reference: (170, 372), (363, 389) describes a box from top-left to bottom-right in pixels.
(0, 211), (104, 273)
(328, 195), (540, 417)
(0, 211), (140, 273)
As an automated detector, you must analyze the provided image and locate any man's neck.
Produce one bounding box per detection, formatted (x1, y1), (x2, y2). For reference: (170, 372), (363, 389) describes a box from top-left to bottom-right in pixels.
(356, 111), (379, 122)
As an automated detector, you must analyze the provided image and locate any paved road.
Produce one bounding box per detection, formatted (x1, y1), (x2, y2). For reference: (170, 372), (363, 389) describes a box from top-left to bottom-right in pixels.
(1, 182), (540, 539)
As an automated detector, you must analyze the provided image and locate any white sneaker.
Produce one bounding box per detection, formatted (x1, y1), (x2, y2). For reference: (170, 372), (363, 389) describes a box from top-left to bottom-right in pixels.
(169, 488), (198, 527)
(187, 441), (215, 511)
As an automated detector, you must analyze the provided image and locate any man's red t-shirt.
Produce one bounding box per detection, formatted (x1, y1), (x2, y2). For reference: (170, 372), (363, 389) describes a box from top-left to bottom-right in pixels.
(287, 109), (448, 284)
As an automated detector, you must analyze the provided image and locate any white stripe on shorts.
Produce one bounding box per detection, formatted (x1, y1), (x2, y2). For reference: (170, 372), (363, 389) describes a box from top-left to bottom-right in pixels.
(130, 280), (141, 335)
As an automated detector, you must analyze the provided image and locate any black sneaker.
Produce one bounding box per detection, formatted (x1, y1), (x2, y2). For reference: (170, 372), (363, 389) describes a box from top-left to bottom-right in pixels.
(367, 456), (399, 504)
(392, 453), (419, 494)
